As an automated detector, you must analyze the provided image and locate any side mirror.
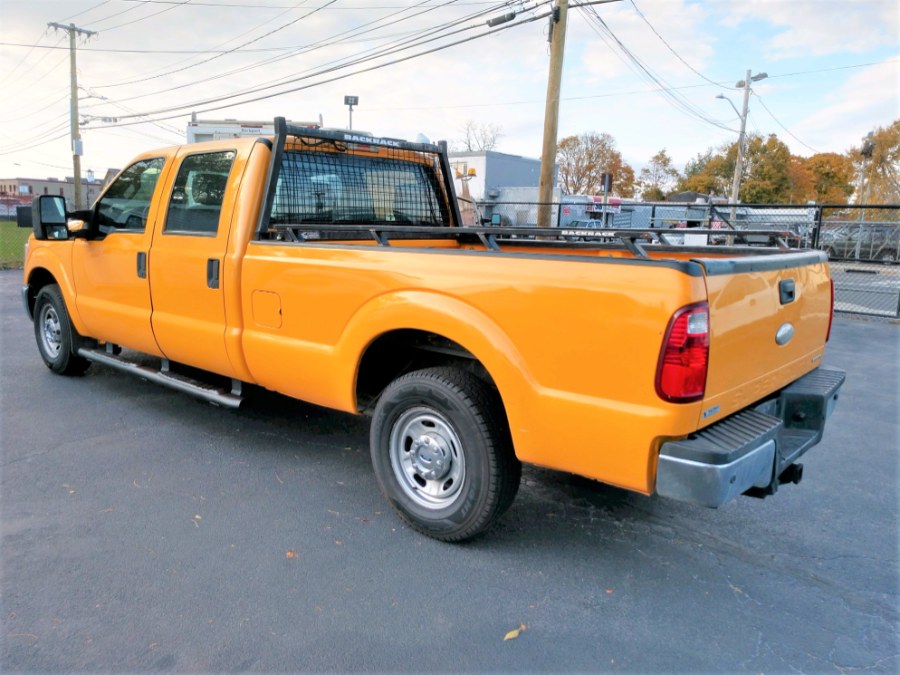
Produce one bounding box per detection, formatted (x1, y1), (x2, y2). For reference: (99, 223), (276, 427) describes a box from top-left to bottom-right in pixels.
(490, 214), (501, 226)
(31, 195), (68, 241)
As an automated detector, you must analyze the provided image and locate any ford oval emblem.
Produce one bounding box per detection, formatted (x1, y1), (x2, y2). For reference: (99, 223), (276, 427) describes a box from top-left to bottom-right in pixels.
(775, 322), (795, 345)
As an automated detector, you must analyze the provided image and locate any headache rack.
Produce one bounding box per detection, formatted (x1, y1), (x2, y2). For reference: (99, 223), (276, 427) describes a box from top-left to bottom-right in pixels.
(253, 118), (799, 258)
(255, 116), (462, 236)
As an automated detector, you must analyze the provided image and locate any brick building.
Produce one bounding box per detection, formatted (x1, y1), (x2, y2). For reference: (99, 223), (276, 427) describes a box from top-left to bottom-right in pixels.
(0, 174), (107, 216)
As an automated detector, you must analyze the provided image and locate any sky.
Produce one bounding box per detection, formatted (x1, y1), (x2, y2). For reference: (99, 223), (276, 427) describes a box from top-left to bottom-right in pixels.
(0, 0), (897, 182)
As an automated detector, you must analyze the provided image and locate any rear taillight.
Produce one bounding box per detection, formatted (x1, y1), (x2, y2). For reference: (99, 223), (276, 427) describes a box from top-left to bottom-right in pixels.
(656, 302), (709, 403)
(826, 278), (834, 342)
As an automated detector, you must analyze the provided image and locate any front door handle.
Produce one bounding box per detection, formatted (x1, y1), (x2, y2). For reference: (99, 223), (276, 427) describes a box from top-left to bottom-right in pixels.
(136, 251), (147, 279)
(207, 258), (220, 289)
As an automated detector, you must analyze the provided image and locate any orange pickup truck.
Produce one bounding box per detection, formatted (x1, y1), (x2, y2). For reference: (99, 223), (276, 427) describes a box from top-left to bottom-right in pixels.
(22, 118), (844, 541)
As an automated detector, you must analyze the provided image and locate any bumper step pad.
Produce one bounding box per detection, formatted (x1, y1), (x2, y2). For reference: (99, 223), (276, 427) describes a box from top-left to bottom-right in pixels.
(656, 366), (845, 508)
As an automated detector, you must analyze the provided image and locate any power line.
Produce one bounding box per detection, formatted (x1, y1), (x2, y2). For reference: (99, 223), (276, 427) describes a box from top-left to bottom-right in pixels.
(628, 0), (724, 89)
(92, 0), (194, 31)
(753, 93), (821, 154)
(84, 5), (548, 129)
(87, 0), (488, 92)
(68, 1), (141, 27)
(0, 34), (68, 87)
(60, 1), (113, 22)
(93, 0), (340, 89)
(121, 0), (501, 6)
(86, 0), (524, 112)
(578, 7), (737, 133)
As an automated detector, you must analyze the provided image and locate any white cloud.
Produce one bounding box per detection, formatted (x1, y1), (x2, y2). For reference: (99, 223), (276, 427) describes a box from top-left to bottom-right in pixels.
(793, 57), (900, 153)
(719, 0), (899, 58)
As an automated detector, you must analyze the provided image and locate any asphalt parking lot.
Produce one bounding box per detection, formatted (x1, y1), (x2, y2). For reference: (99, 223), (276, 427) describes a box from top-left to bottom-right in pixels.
(1, 268), (897, 673)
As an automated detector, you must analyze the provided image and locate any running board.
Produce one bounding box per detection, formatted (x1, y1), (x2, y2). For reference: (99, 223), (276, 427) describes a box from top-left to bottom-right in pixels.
(77, 347), (244, 408)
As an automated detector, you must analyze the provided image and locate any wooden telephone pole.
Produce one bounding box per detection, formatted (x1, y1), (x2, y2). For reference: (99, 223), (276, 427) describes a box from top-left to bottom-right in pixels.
(537, 0), (568, 229)
(47, 22), (96, 210)
(536, 1), (620, 228)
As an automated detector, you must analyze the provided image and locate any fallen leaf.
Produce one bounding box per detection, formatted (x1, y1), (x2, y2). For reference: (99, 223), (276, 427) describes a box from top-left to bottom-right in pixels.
(286, 550), (298, 559)
(335, 539), (343, 546)
(503, 624), (527, 641)
(606, 589), (614, 594)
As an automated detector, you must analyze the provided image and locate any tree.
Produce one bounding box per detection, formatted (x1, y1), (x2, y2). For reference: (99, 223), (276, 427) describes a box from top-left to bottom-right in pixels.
(556, 132), (635, 197)
(740, 134), (792, 203)
(637, 149), (680, 201)
(789, 153), (855, 204)
(676, 134), (793, 203)
(455, 120), (503, 152)
(851, 119), (900, 204)
(677, 148), (731, 197)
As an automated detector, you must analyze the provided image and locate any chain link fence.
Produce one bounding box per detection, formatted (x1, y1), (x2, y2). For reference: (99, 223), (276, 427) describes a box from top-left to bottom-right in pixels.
(479, 200), (899, 319)
(3, 200), (898, 318)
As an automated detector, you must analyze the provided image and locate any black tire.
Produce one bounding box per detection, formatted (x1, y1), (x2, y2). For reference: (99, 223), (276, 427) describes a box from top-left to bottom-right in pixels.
(370, 367), (521, 542)
(33, 285), (91, 376)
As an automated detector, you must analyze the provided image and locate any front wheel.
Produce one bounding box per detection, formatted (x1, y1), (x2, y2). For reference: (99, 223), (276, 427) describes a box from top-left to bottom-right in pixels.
(33, 285), (91, 375)
(370, 367), (521, 542)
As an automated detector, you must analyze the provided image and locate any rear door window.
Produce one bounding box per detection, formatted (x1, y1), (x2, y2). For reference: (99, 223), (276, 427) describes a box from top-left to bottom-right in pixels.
(165, 151), (236, 236)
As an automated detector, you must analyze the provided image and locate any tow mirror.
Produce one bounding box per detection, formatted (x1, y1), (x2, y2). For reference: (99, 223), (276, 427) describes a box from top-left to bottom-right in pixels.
(31, 195), (68, 241)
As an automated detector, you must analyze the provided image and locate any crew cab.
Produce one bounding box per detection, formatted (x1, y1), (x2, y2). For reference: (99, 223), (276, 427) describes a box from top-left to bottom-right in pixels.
(22, 117), (844, 541)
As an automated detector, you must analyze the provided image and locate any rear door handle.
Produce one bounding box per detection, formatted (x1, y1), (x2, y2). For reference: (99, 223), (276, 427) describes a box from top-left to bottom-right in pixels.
(207, 258), (220, 289)
(136, 252), (147, 279)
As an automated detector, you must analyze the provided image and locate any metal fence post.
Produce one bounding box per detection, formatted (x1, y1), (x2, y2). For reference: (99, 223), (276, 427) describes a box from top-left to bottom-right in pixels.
(812, 206), (823, 249)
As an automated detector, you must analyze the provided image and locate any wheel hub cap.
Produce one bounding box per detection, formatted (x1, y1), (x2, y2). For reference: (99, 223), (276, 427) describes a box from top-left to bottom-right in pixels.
(388, 407), (466, 509)
(411, 434), (452, 481)
(41, 307), (62, 356)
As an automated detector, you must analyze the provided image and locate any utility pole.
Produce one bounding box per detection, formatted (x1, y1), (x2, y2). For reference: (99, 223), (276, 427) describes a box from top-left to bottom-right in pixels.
(855, 131), (875, 259)
(537, 0), (568, 229)
(536, 0), (620, 228)
(717, 69), (766, 227)
(730, 70), (752, 209)
(48, 22), (96, 210)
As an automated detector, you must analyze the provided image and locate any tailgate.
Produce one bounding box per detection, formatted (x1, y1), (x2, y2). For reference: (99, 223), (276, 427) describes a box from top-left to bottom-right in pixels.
(696, 251), (832, 426)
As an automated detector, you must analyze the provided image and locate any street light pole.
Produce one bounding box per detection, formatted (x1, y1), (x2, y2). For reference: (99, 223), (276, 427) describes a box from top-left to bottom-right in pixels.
(716, 69), (766, 225)
(344, 95), (359, 131)
(730, 70), (753, 208)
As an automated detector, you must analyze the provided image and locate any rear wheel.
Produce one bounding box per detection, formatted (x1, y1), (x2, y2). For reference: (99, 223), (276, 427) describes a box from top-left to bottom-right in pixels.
(370, 367), (520, 542)
(33, 285), (91, 376)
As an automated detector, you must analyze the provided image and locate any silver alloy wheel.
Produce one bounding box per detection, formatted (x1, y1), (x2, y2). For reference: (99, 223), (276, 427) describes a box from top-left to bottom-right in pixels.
(389, 406), (466, 509)
(39, 303), (63, 358)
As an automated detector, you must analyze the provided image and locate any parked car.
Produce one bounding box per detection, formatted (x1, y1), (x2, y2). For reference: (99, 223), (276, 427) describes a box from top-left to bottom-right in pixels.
(821, 223), (899, 262)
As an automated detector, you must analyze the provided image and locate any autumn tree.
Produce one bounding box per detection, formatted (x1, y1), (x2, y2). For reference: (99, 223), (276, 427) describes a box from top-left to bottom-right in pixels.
(851, 119), (900, 204)
(676, 134), (793, 203)
(455, 120), (503, 152)
(788, 153), (855, 204)
(637, 149), (680, 201)
(677, 148), (731, 196)
(740, 134), (792, 203)
(787, 156), (815, 203)
(556, 132), (635, 197)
